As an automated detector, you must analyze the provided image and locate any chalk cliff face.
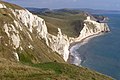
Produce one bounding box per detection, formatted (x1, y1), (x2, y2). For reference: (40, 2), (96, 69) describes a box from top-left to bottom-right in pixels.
(70, 16), (110, 43)
(0, 1), (65, 62)
(48, 28), (69, 61)
(12, 7), (70, 62)
(45, 16), (110, 62)
(0, 4), (47, 61)
(69, 16), (110, 65)
(0, 1), (110, 63)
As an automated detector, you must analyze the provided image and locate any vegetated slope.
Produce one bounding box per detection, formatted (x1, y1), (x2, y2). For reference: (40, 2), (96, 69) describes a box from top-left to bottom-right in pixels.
(32, 8), (87, 37)
(0, 1), (64, 63)
(0, 58), (112, 80)
(0, 1), (113, 79)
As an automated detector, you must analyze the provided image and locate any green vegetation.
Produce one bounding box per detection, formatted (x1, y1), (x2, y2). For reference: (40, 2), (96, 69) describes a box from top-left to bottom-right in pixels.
(0, 59), (113, 80)
(15, 29), (64, 63)
(0, 2), (64, 63)
(0, 1), (24, 10)
(36, 10), (86, 37)
(0, 1), (113, 80)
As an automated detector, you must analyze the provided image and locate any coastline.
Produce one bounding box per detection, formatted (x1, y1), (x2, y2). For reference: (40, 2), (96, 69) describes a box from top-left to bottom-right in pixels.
(68, 32), (107, 66)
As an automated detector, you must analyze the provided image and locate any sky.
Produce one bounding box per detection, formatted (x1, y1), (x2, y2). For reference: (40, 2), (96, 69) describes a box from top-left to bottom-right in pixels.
(3, 0), (120, 10)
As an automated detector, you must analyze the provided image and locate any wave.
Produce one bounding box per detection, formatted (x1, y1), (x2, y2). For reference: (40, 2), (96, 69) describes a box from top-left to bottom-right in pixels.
(69, 33), (104, 66)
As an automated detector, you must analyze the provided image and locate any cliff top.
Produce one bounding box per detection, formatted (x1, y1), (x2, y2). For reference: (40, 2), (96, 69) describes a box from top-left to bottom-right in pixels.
(0, 1), (112, 80)
(0, 1), (24, 10)
(31, 8), (87, 37)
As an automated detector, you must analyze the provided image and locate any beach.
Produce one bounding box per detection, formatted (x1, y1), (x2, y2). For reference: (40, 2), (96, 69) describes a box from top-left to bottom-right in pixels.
(68, 32), (105, 66)
(69, 13), (120, 79)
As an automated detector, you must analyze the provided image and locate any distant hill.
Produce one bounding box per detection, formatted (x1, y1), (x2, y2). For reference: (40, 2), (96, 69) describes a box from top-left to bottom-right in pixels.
(27, 8), (85, 14)
(0, 1), (113, 80)
(27, 8), (120, 14)
(26, 7), (51, 13)
(76, 8), (120, 14)
(27, 8), (87, 37)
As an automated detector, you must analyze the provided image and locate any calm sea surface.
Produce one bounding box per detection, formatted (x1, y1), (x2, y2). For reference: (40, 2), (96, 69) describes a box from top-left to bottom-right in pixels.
(77, 14), (120, 79)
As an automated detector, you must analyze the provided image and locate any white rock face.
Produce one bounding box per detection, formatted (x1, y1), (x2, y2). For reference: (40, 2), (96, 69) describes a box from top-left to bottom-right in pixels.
(13, 9), (48, 36)
(1, 3), (110, 62)
(27, 32), (33, 40)
(0, 3), (6, 8)
(13, 52), (19, 61)
(20, 46), (23, 51)
(11, 9), (49, 45)
(28, 44), (34, 49)
(1, 6), (51, 61)
(11, 33), (20, 49)
(14, 20), (23, 31)
(4, 24), (10, 37)
(3, 24), (20, 49)
(69, 16), (110, 65)
(70, 16), (110, 43)
(2, 7), (49, 61)
(48, 28), (70, 61)
(9, 9), (110, 62)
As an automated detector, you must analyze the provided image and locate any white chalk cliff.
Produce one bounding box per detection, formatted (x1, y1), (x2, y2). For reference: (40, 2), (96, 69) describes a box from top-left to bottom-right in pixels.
(0, 2), (110, 62)
(70, 16), (110, 43)
(69, 16), (110, 65)
(48, 16), (110, 62)
(48, 28), (70, 61)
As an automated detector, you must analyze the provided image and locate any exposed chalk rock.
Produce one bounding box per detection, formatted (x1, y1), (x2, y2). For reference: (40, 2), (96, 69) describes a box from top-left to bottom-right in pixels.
(69, 16), (110, 65)
(28, 44), (34, 49)
(11, 33), (20, 49)
(0, 1), (110, 62)
(70, 16), (110, 43)
(48, 28), (70, 61)
(13, 52), (19, 61)
(0, 3), (6, 8)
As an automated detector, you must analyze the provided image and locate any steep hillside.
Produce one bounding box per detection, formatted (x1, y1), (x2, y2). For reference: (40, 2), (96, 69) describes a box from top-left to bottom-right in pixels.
(0, 1), (113, 80)
(30, 8), (110, 64)
(0, 1), (64, 63)
(33, 9), (87, 37)
(0, 58), (112, 80)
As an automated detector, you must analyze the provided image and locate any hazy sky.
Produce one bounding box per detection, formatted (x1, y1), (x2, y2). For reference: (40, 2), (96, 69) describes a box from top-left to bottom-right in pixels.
(4, 0), (120, 10)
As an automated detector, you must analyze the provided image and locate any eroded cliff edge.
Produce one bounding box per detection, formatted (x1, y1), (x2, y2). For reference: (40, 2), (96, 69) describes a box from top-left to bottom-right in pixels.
(0, 1), (65, 63)
(0, 1), (110, 64)
(0, 1), (114, 79)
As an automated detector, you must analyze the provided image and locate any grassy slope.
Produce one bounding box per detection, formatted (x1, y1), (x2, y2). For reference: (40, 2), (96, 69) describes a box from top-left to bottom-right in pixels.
(0, 1), (113, 79)
(37, 11), (86, 37)
(0, 1), (24, 10)
(0, 58), (112, 80)
(0, 1), (64, 63)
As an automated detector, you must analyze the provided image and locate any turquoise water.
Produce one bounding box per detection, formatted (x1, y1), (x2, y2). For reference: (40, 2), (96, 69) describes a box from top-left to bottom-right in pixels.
(78, 14), (120, 79)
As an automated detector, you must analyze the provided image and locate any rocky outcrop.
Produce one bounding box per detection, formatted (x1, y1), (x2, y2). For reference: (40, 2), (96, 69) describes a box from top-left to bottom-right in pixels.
(46, 16), (110, 62)
(0, 2), (67, 62)
(0, 2), (49, 62)
(70, 16), (110, 43)
(0, 1), (110, 63)
(69, 16), (110, 65)
(0, 3), (6, 8)
(48, 28), (69, 61)
(11, 9), (70, 62)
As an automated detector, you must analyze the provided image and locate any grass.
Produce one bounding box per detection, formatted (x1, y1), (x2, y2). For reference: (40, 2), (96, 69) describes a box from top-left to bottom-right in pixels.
(32, 62), (113, 80)
(0, 1), (24, 10)
(0, 59), (113, 80)
(0, 1), (113, 80)
(36, 11), (86, 37)
(17, 29), (65, 63)
(0, 2), (65, 63)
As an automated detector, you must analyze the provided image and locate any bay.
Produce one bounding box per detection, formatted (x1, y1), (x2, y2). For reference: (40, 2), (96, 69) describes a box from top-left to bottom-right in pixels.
(78, 13), (120, 79)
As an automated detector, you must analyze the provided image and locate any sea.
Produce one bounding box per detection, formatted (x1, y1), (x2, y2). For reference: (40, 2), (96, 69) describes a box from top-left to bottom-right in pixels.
(77, 13), (120, 79)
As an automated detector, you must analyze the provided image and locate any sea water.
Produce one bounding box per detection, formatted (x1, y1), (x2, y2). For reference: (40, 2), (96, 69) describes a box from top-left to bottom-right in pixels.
(77, 14), (120, 79)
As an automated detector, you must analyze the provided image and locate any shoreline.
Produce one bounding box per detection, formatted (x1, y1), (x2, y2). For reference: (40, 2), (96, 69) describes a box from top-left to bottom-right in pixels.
(68, 32), (107, 66)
